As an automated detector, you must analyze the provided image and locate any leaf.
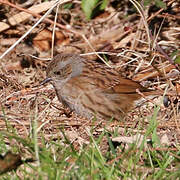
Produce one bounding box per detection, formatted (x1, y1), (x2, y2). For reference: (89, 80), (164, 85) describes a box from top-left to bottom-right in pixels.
(0, 151), (22, 175)
(144, 0), (151, 6)
(144, 0), (166, 8)
(171, 50), (180, 64)
(81, 0), (108, 20)
(100, 0), (108, 10)
(155, 0), (166, 9)
(63, 3), (73, 9)
(174, 56), (180, 64)
(171, 50), (179, 58)
(82, 0), (98, 19)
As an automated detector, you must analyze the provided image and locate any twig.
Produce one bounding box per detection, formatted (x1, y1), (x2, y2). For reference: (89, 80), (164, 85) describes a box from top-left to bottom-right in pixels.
(0, 0), (71, 59)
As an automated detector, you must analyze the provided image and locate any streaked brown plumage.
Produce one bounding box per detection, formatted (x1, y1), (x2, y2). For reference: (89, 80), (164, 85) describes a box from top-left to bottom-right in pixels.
(43, 54), (155, 120)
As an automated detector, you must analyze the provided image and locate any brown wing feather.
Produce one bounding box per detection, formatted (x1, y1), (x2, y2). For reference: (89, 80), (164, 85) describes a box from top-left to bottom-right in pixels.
(83, 59), (150, 94)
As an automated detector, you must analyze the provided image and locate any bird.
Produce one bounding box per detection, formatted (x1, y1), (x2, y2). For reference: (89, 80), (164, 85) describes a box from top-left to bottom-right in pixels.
(41, 53), (157, 120)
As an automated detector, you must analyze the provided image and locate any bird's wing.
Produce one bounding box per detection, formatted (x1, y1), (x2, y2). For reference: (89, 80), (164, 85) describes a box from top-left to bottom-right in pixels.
(104, 78), (150, 94)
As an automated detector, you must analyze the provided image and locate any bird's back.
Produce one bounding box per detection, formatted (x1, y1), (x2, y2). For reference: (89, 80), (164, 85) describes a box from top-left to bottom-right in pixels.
(60, 59), (150, 120)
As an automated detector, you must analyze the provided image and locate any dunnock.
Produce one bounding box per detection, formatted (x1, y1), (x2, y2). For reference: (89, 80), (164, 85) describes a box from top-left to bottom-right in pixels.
(41, 54), (157, 120)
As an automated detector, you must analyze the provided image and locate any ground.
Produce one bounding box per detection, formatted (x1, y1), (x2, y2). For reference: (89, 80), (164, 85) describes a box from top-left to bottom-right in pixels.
(0, 0), (180, 178)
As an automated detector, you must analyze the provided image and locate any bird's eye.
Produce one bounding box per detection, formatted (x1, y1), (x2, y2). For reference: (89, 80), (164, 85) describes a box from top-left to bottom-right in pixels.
(54, 71), (61, 75)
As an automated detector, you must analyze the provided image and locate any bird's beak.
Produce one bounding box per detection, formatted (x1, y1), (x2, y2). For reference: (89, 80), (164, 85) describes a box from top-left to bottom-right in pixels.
(40, 78), (52, 86)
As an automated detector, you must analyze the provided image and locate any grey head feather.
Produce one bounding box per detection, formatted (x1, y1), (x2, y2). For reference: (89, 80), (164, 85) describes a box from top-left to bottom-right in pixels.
(58, 54), (84, 78)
